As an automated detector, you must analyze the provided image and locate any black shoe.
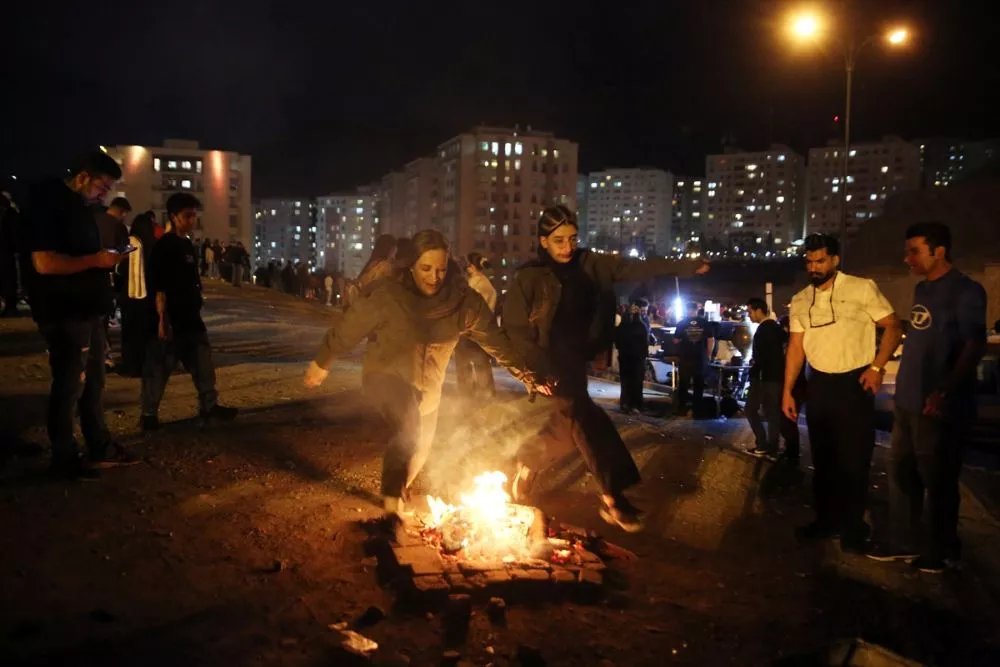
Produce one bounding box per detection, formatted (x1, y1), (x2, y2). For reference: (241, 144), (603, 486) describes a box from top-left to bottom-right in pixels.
(201, 405), (238, 424)
(90, 442), (141, 469)
(140, 415), (160, 433)
(839, 538), (872, 555)
(794, 521), (839, 541)
(599, 495), (645, 533)
(50, 459), (101, 482)
(865, 543), (920, 563)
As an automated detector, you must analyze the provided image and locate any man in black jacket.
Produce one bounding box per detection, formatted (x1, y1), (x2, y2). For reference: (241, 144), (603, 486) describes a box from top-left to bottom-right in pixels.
(615, 300), (651, 414)
(22, 152), (132, 480)
(745, 298), (786, 458)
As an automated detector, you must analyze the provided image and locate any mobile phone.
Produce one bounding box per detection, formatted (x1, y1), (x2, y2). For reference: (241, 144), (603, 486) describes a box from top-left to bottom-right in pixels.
(116, 244), (138, 255)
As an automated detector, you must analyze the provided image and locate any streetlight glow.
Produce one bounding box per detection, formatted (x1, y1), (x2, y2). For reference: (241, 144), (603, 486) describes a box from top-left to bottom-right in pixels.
(886, 28), (909, 46)
(789, 12), (822, 40)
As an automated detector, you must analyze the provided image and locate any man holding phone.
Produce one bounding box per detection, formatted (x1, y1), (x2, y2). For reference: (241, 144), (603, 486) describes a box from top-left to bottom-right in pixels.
(22, 152), (134, 480)
(783, 234), (902, 553)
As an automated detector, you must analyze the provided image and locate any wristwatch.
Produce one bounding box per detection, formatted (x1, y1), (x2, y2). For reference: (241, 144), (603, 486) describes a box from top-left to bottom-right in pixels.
(869, 365), (885, 374)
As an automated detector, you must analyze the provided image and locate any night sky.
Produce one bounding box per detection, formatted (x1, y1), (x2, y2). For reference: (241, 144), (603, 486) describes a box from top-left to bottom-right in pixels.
(3, 0), (996, 197)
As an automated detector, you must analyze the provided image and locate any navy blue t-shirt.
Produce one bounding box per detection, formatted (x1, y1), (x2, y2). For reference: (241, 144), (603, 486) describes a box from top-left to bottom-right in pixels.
(674, 316), (712, 362)
(895, 269), (986, 416)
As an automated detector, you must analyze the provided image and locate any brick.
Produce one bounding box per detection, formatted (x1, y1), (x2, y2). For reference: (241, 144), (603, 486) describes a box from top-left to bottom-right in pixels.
(578, 568), (603, 586)
(391, 545), (444, 576)
(445, 573), (474, 592)
(578, 549), (602, 565)
(393, 525), (424, 547)
(485, 570), (511, 585)
(510, 568), (551, 582)
(459, 559), (506, 574)
(412, 575), (450, 593)
(551, 568), (577, 584)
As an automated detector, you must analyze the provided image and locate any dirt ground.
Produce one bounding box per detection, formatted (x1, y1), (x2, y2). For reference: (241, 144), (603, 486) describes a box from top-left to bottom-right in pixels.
(2, 282), (1000, 667)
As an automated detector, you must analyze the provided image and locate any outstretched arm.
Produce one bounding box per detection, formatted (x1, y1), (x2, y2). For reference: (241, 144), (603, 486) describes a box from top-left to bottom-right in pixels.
(305, 293), (384, 387)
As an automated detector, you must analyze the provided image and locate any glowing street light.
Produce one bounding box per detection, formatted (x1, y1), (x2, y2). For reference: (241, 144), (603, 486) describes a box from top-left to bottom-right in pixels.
(781, 6), (913, 265)
(886, 28), (909, 45)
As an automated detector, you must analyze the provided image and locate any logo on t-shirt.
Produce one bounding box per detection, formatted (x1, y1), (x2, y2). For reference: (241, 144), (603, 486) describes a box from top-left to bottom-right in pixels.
(910, 304), (932, 330)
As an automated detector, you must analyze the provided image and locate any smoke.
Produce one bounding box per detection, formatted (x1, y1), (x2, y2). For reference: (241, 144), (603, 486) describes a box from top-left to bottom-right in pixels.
(419, 394), (552, 500)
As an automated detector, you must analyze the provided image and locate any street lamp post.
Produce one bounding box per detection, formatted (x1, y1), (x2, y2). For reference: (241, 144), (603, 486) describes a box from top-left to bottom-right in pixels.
(785, 10), (909, 266)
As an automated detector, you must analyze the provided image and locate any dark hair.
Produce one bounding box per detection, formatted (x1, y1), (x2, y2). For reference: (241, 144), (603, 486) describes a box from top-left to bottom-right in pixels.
(395, 237), (417, 266)
(746, 297), (769, 315)
(466, 251), (491, 271)
(409, 229), (449, 265)
(803, 233), (840, 257)
(166, 193), (201, 217)
(69, 151), (122, 180)
(537, 205), (578, 238)
(359, 233), (397, 278)
(109, 196), (131, 211)
(686, 301), (699, 312)
(905, 221), (951, 261)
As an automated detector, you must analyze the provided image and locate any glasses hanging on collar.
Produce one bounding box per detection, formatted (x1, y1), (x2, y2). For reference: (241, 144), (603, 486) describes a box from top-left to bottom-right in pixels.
(808, 274), (837, 328)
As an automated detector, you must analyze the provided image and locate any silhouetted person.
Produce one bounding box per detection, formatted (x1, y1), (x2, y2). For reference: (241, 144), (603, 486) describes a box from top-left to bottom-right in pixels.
(616, 300), (650, 414)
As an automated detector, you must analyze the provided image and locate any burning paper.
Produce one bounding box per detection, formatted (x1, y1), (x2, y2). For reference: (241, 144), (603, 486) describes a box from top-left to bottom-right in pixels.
(422, 471), (540, 561)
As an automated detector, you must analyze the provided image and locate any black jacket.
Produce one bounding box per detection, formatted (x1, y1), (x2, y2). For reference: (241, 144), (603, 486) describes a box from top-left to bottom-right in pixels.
(750, 319), (786, 383)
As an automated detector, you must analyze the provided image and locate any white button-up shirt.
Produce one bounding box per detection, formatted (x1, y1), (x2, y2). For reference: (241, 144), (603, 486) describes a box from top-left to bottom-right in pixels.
(789, 272), (895, 374)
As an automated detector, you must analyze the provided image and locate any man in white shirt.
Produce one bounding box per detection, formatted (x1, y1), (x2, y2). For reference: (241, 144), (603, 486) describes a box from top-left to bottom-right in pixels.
(783, 234), (902, 554)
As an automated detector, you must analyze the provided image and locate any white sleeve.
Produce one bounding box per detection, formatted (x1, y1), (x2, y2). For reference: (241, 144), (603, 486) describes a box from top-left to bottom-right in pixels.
(863, 279), (895, 323)
(789, 294), (807, 333)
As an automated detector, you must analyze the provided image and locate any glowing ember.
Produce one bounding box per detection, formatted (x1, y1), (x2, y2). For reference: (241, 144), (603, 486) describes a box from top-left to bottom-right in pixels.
(422, 471), (540, 561)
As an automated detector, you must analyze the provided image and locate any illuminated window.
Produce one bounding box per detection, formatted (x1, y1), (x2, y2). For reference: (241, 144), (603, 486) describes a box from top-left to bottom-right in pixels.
(869, 193), (877, 201)
(271, 209), (276, 215)
(880, 165), (889, 173)
(181, 179), (192, 189)
(777, 154), (786, 162)
(745, 165), (758, 171)
(514, 159), (521, 170)
(677, 181), (685, 187)
(481, 141), (489, 151)
(504, 143), (512, 157)
(553, 149), (560, 159)
(849, 149), (857, 157)
(153, 158), (161, 171)
(708, 191), (716, 197)
(356, 207), (364, 214)
(515, 142), (523, 155)
(491, 142), (499, 155)
(181, 160), (192, 170)
(776, 195), (785, 203)
(541, 148), (548, 157)
(167, 160), (178, 170)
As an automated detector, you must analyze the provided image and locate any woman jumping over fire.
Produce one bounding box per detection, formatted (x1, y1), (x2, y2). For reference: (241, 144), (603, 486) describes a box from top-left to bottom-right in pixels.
(502, 205), (709, 532)
(303, 229), (551, 516)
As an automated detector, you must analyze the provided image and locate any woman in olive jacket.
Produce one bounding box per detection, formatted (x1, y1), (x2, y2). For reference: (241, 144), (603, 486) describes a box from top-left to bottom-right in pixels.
(304, 230), (548, 515)
(503, 205), (708, 531)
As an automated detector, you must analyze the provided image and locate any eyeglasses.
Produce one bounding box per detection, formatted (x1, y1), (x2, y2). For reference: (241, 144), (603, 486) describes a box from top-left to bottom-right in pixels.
(808, 274), (836, 328)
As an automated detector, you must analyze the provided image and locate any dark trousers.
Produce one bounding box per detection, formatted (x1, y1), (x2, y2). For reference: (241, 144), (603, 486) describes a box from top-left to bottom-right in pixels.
(745, 378), (782, 452)
(0, 253), (17, 312)
(38, 317), (111, 463)
(518, 363), (640, 497)
(889, 406), (967, 561)
(618, 355), (646, 411)
(675, 358), (705, 414)
(455, 337), (496, 398)
(141, 329), (218, 416)
(364, 374), (439, 499)
(805, 367), (875, 540)
(119, 298), (154, 377)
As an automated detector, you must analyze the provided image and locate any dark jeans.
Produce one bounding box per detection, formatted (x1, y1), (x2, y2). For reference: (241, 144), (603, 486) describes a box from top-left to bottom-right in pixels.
(805, 367), (875, 541)
(38, 317), (111, 464)
(889, 406), (967, 561)
(119, 297), (155, 376)
(364, 374), (439, 499)
(745, 378), (782, 452)
(618, 355), (646, 411)
(518, 362), (640, 497)
(675, 358), (705, 414)
(141, 329), (218, 416)
(0, 253), (17, 312)
(455, 337), (496, 398)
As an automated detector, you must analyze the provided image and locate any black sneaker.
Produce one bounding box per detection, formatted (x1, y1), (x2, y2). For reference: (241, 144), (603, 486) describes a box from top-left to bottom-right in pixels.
(90, 442), (141, 469)
(794, 521), (839, 541)
(599, 496), (645, 533)
(140, 415), (160, 433)
(50, 459), (101, 482)
(865, 543), (919, 563)
(201, 405), (238, 424)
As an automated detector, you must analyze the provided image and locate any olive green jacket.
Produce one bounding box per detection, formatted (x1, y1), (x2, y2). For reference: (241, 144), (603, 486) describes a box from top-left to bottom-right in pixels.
(502, 250), (703, 375)
(313, 270), (531, 415)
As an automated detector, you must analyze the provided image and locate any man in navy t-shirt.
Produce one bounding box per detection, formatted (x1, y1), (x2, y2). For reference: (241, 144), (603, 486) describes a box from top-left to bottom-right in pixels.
(868, 222), (987, 573)
(672, 302), (715, 416)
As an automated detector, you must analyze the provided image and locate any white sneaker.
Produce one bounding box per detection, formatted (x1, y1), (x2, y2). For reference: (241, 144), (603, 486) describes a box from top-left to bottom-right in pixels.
(511, 464), (533, 502)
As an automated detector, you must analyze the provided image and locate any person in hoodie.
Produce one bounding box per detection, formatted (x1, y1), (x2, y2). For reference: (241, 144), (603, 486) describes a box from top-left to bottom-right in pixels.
(502, 205), (709, 532)
(21, 151), (132, 480)
(456, 251), (499, 398)
(303, 229), (550, 516)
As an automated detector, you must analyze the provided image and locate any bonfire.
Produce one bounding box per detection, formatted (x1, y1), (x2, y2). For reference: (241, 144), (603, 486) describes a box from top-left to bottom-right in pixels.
(417, 471), (590, 567)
